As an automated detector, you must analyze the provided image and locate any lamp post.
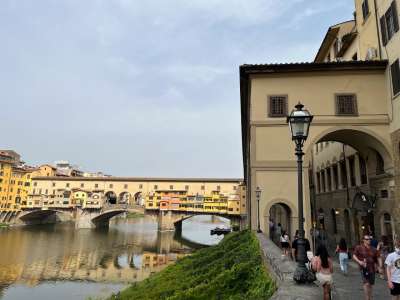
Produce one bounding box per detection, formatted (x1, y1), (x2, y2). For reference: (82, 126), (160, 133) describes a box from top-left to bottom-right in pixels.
(287, 102), (314, 283)
(256, 186), (262, 233)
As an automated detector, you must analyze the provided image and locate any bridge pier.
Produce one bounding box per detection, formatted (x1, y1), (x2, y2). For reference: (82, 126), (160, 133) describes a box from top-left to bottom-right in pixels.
(158, 210), (176, 231)
(75, 208), (97, 229)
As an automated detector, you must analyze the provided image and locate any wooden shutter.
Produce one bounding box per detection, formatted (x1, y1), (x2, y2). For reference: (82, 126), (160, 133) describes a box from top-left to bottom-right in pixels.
(391, 59), (400, 96)
(392, 1), (399, 33)
(380, 16), (388, 46)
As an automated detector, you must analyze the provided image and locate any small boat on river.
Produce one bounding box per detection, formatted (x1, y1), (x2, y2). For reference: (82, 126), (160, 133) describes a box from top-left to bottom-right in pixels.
(210, 227), (231, 235)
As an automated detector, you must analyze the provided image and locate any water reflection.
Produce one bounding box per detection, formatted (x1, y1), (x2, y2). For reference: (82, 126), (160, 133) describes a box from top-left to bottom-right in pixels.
(0, 215), (228, 300)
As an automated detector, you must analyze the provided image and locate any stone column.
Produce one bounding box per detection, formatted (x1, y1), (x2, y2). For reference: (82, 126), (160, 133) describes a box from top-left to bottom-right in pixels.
(338, 162), (344, 189)
(330, 165), (336, 191)
(324, 169), (330, 192)
(345, 158), (352, 188)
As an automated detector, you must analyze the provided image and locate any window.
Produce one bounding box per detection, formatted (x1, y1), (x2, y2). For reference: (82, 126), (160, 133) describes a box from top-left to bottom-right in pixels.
(359, 156), (368, 184)
(362, 0), (370, 20)
(124, 184), (128, 189)
(185, 185), (189, 191)
(95, 183), (98, 188)
(66, 183), (70, 188)
(326, 168), (332, 191)
(52, 182), (56, 187)
(381, 190), (389, 198)
(336, 94), (357, 115)
(109, 184), (113, 188)
(217, 185), (221, 191)
(349, 156), (356, 186)
(376, 151), (385, 175)
(333, 165), (339, 190)
(391, 59), (400, 96)
(339, 160), (348, 188)
(169, 185), (173, 190)
(352, 53), (358, 60)
(139, 184), (143, 189)
(80, 183), (84, 188)
(380, 2), (399, 45)
(268, 95), (287, 117)
(154, 185), (158, 190)
(34, 182), (37, 187)
(201, 185), (205, 190)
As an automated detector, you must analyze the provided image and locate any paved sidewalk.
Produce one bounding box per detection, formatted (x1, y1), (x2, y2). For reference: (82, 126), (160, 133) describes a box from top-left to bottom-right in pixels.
(257, 233), (391, 299)
(331, 260), (389, 299)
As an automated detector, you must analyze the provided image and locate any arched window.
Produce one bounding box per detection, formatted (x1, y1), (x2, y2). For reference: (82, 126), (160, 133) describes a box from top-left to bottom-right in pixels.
(376, 151), (385, 175)
(331, 209), (338, 234)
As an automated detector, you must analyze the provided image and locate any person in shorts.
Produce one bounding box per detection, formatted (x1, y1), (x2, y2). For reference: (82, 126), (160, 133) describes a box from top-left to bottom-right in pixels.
(280, 230), (290, 257)
(386, 240), (400, 299)
(353, 235), (379, 300)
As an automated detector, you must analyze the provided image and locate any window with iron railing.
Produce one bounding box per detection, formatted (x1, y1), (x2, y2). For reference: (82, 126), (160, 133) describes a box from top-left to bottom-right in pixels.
(268, 95), (288, 117)
(335, 94), (358, 116)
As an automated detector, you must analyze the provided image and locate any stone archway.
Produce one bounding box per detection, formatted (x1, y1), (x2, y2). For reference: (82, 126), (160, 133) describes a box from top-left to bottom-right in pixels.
(105, 191), (117, 205)
(264, 199), (296, 242)
(134, 192), (144, 205)
(118, 192), (131, 204)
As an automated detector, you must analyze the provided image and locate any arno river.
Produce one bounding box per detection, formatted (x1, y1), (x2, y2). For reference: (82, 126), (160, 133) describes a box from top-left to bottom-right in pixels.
(0, 215), (228, 300)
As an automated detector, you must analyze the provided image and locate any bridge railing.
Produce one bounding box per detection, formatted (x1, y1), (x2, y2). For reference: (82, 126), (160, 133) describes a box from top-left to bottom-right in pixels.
(101, 203), (128, 212)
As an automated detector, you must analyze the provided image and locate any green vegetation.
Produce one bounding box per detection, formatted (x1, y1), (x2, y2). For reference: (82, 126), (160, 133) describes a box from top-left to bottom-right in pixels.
(0, 223), (9, 228)
(109, 230), (276, 300)
(125, 212), (144, 219)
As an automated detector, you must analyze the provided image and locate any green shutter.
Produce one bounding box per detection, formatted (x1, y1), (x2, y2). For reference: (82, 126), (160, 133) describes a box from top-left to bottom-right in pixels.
(380, 16), (388, 46)
(392, 1), (399, 33)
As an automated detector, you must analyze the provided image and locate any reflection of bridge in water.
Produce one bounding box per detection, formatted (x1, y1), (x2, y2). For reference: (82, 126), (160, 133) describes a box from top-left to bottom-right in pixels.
(0, 226), (198, 290)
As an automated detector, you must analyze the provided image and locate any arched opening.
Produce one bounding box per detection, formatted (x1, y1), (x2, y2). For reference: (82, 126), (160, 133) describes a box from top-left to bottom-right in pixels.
(118, 192), (131, 204)
(134, 192), (143, 205)
(382, 213), (394, 249)
(307, 128), (393, 251)
(330, 209), (337, 235)
(343, 209), (352, 246)
(269, 203), (291, 245)
(105, 191), (117, 205)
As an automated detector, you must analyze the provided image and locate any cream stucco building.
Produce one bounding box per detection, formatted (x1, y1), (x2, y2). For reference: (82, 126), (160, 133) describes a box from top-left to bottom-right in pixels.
(241, 0), (400, 244)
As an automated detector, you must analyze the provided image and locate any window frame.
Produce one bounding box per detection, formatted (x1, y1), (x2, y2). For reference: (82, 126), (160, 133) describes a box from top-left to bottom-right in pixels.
(362, 0), (370, 21)
(335, 93), (358, 116)
(267, 95), (288, 118)
(391, 59), (400, 97)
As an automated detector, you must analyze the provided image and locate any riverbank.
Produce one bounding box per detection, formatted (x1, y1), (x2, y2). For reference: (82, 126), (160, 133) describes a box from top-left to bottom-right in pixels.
(108, 230), (276, 300)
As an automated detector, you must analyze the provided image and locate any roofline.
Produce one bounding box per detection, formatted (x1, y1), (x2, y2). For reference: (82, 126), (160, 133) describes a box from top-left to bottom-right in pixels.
(31, 176), (244, 183)
(314, 20), (355, 62)
(240, 60), (388, 183)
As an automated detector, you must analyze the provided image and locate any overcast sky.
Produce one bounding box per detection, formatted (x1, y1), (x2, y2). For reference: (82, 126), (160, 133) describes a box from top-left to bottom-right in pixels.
(0, 0), (354, 178)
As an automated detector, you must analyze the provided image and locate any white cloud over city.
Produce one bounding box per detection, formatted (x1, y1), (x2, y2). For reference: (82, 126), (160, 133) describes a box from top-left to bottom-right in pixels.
(0, 0), (353, 177)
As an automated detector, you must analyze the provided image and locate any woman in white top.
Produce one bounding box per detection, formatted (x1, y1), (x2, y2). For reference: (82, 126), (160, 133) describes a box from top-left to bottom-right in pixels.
(280, 230), (290, 257)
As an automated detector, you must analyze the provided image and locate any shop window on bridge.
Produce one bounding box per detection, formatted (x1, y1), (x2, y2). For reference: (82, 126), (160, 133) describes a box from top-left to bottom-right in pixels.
(359, 156), (368, 184)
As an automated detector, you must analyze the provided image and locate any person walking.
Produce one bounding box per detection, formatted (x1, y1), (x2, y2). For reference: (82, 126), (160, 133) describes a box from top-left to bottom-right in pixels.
(280, 230), (290, 257)
(385, 239), (400, 299)
(292, 230), (311, 262)
(353, 235), (379, 300)
(311, 244), (333, 300)
(336, 238), (349, 275)
(275, 223), (282, 246)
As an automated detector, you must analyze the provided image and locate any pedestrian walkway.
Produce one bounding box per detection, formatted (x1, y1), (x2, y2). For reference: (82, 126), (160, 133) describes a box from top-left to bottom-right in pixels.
(331, 259), (388, 299)
(256, 233), (390, 299)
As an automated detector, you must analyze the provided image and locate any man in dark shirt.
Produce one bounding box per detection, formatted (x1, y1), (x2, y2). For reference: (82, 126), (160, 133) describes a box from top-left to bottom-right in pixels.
(292, 235), (311, 261)
(353, 235), (379, 300)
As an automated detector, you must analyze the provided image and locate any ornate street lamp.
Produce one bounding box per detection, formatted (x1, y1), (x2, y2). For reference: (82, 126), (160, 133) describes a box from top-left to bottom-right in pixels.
(255, 186), (262, 233)
(287, 102), (314, 283)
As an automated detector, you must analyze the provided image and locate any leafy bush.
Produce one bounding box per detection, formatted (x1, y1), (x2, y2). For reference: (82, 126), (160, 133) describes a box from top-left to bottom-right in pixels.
(110, 230), (276, 300)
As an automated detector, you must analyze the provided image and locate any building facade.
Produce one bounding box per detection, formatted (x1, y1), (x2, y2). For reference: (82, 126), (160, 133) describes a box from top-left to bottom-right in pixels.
(240, 0), (400, 244)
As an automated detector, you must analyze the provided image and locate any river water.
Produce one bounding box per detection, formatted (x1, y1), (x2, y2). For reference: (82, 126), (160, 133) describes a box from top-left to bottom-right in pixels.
(0, 215), (229, 300)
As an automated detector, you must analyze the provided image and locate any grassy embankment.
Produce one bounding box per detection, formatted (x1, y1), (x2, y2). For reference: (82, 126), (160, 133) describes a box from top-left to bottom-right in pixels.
(109, 230), (276, 300)
(0, 223), (9, 228)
